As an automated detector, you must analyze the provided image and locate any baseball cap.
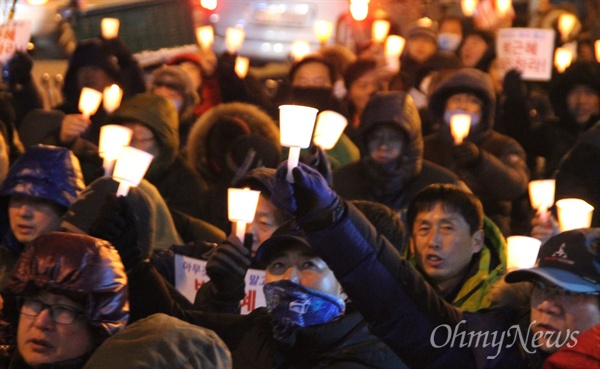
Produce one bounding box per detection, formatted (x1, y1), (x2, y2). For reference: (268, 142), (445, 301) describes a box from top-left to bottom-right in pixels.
(505, 228), (600, 293)
(255, 220), (312, 268)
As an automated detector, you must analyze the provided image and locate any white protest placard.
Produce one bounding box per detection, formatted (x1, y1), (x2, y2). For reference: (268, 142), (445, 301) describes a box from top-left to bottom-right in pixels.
(174, 253), (266, 314)
(0, 20), (31, 64)
(496, 28), (555, 81)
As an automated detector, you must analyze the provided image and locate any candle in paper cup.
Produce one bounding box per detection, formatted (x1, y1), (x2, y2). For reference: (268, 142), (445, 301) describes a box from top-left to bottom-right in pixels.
(528, 179), (555, 223)
(234, 56), (250, 79)
(350, 2), (368, 21)
(556, 198), (594, 231)
(558, 13), (577, 42)
(101, 18), (120, 39)
(228, 187), (261, 242)
(554, 48), (572, 73)
(450, 114), (471, 144)
(290, 40), (311, 62)
(196, 25), (214, 50)
(279, 105), (318, 182)
(313, 110), (348, 150)
(495, 0), (512, 17)
(314, 20), (334, 45)
(461, 0), (478, 17)
(78, 87), (103, 119)
(103, 84), (123, 114)
(595, 40), (600, 63)
(112, 146), (154, 197)
(506, 236), (542, 270)
(385, 35), (405, 56)
(225, 26), (245, 54)
(372, 20), (390, 43)
(99, 125), (132, 176)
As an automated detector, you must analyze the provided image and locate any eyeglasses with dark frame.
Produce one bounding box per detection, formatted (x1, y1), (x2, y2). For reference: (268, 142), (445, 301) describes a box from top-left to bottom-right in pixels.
(20, 298), (85, 325)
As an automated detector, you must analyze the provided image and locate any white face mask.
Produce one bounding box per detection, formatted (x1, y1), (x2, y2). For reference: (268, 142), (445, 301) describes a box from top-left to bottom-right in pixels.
(332, 79), (347, 100)
(438, 33), (462, 52)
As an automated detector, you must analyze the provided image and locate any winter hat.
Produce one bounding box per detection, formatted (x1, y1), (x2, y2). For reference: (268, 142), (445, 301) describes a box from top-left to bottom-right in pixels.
(506, 228), (600, 294)
(151, 65), (200, 121)
(406, 19), (438, 43)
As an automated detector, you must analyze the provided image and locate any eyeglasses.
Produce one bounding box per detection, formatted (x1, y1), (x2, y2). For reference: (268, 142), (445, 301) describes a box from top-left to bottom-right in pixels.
(532, 280), (599, 304)
(20, 298), (84, 325)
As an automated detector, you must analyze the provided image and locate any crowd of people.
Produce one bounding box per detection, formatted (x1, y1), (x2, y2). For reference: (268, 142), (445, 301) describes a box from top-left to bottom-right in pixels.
(0, 1), (599, 368)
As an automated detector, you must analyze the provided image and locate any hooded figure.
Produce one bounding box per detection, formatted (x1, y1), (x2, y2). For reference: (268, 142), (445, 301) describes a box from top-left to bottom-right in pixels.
(0, 145), (85, 289)
(424, 68), (529, 236)
(333, 91), (461, 216)
(5, 232), (128, 368)
(186, 102), (281, 231)
(109, 92), (208, 219)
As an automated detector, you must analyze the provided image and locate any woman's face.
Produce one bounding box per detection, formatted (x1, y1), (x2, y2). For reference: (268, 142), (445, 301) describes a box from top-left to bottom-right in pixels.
(18, 291), (95, 368)
(348, 70), (378, 114)
(460, 35), (488, 68)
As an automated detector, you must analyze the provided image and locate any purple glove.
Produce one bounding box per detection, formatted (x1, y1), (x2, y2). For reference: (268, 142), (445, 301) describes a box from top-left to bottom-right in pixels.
(273, 161), (344, 230)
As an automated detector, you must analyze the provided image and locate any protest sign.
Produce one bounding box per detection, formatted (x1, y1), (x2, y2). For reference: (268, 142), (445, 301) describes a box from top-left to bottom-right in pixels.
(496, 28), (555, 81)
(0, 20), (31, 64)
(175, 253), (266, 314)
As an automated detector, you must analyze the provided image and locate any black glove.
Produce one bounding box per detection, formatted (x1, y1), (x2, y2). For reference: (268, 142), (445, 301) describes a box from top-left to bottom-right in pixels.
(89, 194), (141, 270)
(206, 233), (252, 298)
(502, 69), (526, 101)
(453, 141), (482, 169)
(3, 51), (33, 86)
(301, 145), (333, 187)
(272, 161), (344, 230)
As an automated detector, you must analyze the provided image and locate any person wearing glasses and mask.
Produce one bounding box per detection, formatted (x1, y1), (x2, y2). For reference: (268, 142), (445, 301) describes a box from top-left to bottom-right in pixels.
(0, 232), (128, 369)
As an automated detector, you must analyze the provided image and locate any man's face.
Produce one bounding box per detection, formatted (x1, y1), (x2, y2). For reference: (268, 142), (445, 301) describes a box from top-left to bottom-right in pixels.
(411, 203), (483, 294)
(566, 85), (600, 124)
(367, 126), (404, 166)
(265, 243), (342, 298)
(530, 282), (600, 353)
(9, 196), (62, 245)
(406, 37), (437, 63)
(250, 195), (287, 256)
(460, 35), (488, 68)
(17, 291), (94, 367)
(445, 93), (483, 115)
(292, 62), (332, 88)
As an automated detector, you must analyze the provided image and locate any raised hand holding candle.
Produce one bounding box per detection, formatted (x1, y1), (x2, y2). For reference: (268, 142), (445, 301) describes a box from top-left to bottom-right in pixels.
(99, 125), (132, 176)
(528, 179), (555, 223)
(384, 35), (405, 73)
(196, 25), (214, 51)
(113, 146), (154, 197)
(228, 187), (261, 242)
(225, 26), (245, 54)
(450, 114), (471, 144)
(506, 236), (542, 270)
(279, 105), (318, 182)
(101, 18), (120, 39)
(372, 20), (390, 44)
(558, 13), (576, 42)
(234, 56), (250, 79)
(103, 84), (123, 114)
(313, 110), (348, 150)
(78, 87), (103, 120)
(556, 198), (594, 231)
(461, 0), (478, 17)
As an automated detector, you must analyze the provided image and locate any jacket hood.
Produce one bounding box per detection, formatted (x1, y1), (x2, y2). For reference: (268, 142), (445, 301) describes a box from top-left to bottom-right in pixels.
(8, 232), (129, 341)
(109, 92), (180, 180)
(187, 102), (281, 180)
(550, 61), (600, 123)
(0, 145), (85, 209)
(82, 313), (231, 369)
(428, 68), (496, 135)
(61, 177), (183, 257)
(358, 91), (423, 175)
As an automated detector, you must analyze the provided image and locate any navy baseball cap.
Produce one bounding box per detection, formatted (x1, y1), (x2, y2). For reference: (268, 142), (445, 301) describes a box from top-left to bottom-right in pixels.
(506, 228), (600, 293)
(255, 220), (312, 268)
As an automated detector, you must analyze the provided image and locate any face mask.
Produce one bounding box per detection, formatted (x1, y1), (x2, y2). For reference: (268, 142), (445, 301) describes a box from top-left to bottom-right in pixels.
(332, 79), (347, 100)
(264, 279), (345, 340)
(437, 33), (462, 52)
(444, 109), (481, 128)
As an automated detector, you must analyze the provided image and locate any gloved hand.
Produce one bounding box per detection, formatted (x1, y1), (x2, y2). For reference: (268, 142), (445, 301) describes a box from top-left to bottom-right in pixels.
(301, 145), (333, 187)
(502, 69), (526, 101)
(206, 233), (252, 299)
(3, 51), (33, 86)
(453, 141), (482, 169)
(272, 161), (343, 229)
(89, 193), (142, 271)
(217, 51), (237, 76)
